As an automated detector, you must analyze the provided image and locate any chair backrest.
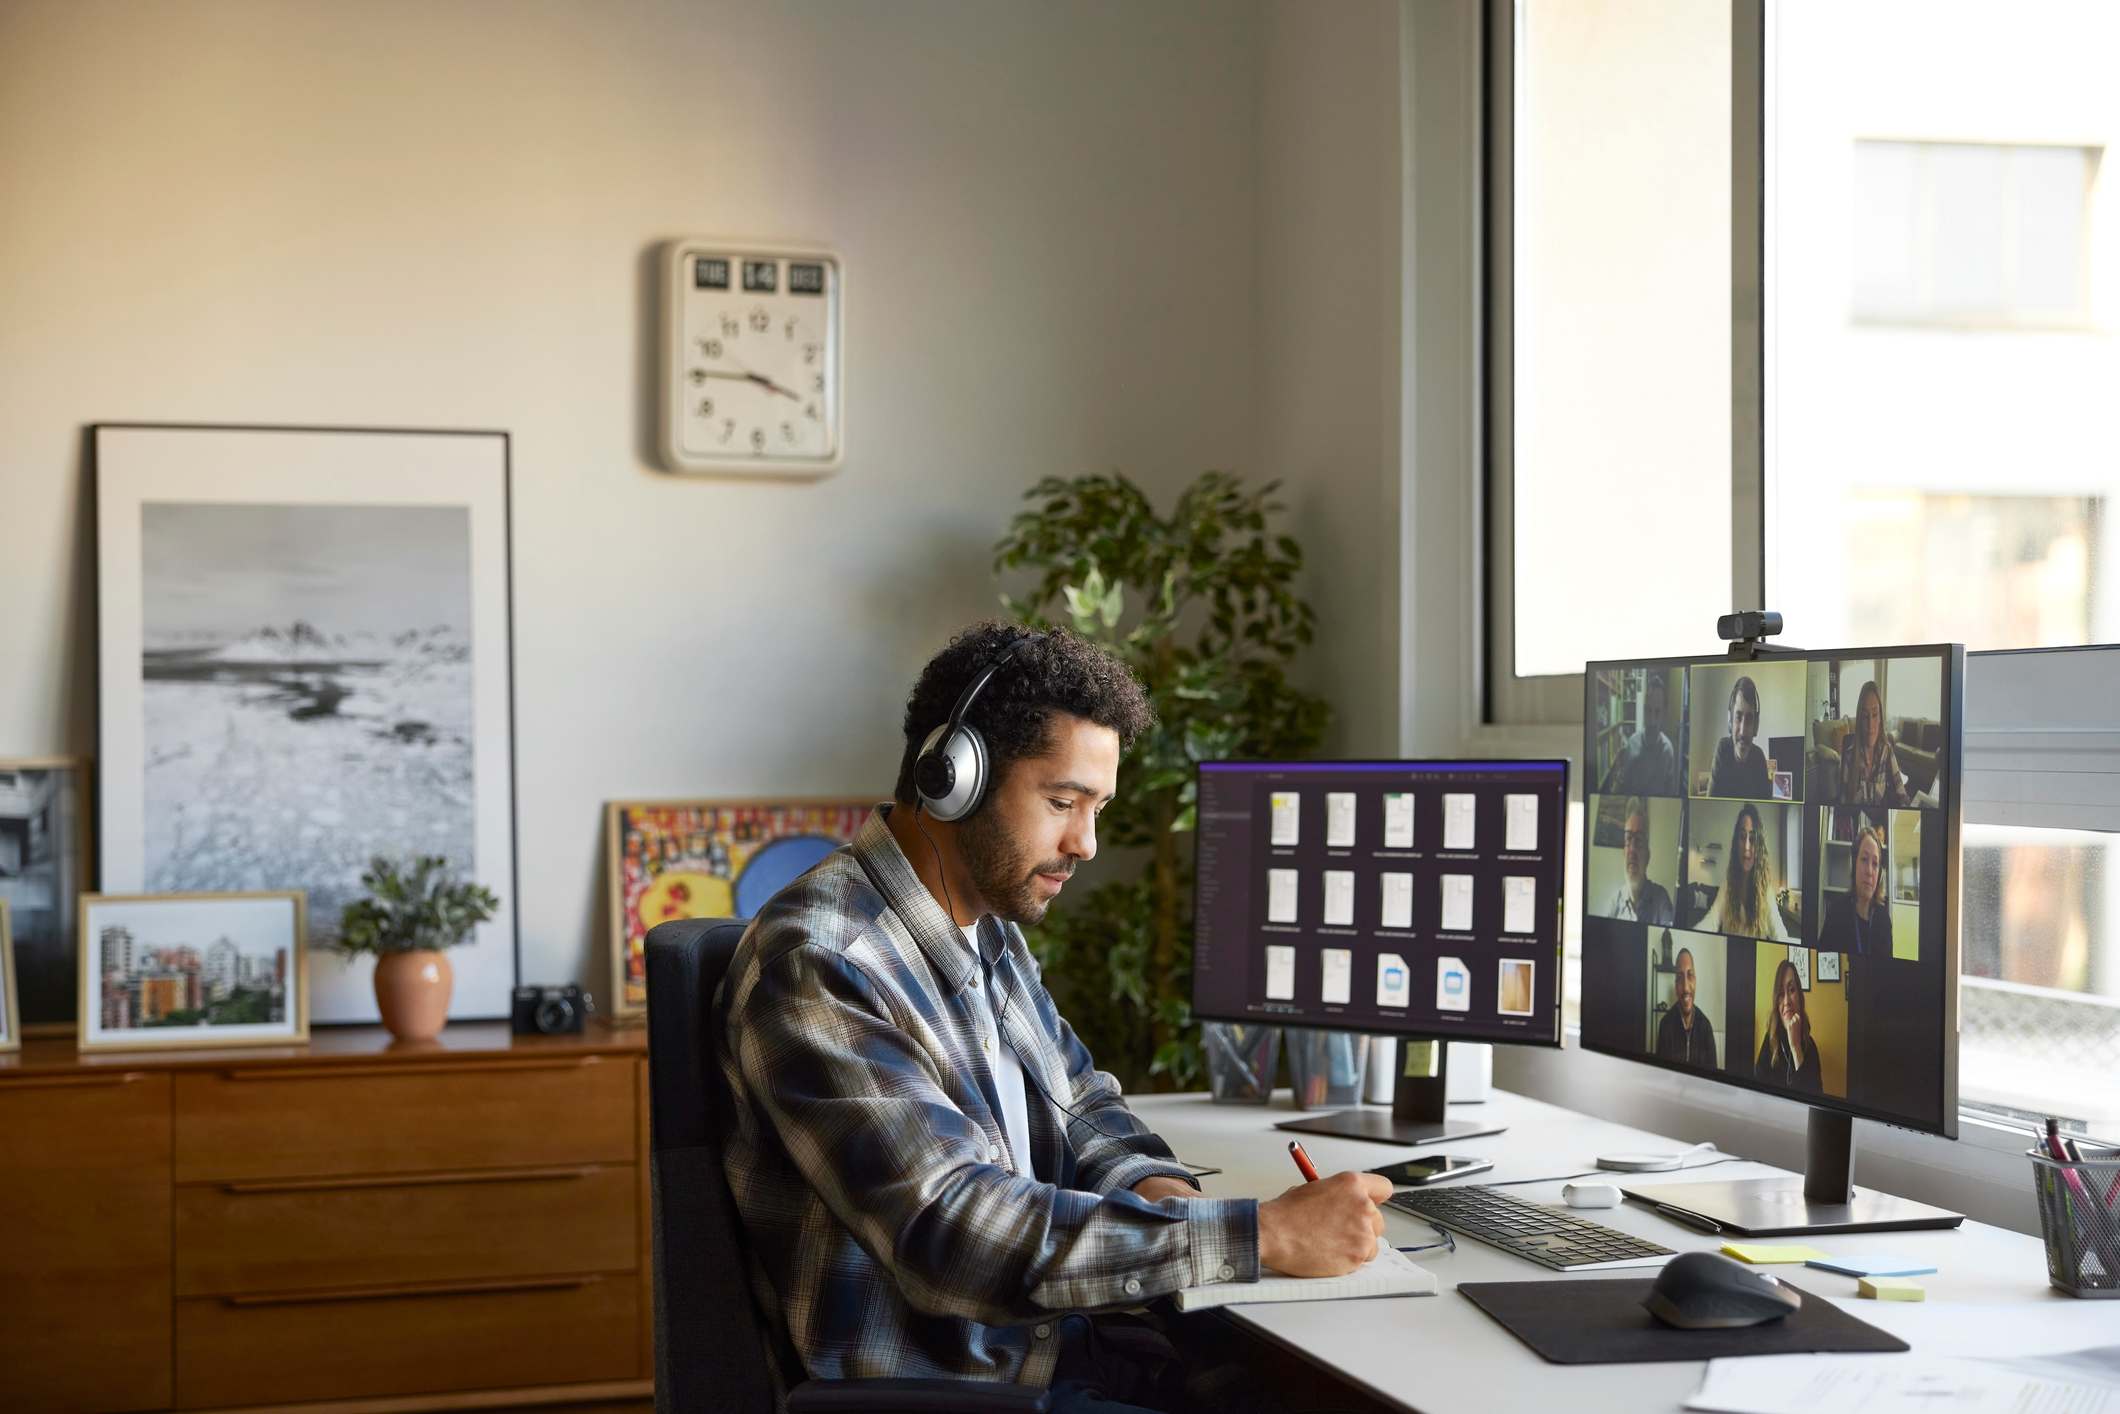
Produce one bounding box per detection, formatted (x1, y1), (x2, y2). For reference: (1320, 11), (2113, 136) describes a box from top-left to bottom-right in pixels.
(646, 917), (776, 1414)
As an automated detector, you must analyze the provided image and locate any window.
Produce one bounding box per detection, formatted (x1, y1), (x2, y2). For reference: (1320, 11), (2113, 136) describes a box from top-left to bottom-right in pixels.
(1495, 0), (1732, 696)
(1485, 0), (2120, 1129)
(1766, 2), (2116, 657)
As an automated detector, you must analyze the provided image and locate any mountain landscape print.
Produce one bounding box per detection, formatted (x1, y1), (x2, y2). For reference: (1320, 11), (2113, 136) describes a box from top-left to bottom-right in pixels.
(139, 502), (476, 945)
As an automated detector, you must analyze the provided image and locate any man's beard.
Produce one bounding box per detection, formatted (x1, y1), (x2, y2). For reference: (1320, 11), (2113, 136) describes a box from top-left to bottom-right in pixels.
(959, 809), (1072, 926)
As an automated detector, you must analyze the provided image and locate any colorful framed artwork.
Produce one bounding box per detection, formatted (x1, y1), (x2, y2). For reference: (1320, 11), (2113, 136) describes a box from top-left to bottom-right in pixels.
(0, 900), (19, 1053)
(607, 798), (871, 1015)
(92, 424), (518, 1024)
(78, 891), (308, 1052)
(0, 756), (93, 1032)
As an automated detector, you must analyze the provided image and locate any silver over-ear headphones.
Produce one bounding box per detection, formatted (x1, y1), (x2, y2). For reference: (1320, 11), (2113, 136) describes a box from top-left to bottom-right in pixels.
(913, 635), (1034, 823)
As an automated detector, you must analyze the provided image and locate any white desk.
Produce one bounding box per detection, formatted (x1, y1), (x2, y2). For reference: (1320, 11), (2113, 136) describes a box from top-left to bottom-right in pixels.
(1134, 1089), (2105, 1414)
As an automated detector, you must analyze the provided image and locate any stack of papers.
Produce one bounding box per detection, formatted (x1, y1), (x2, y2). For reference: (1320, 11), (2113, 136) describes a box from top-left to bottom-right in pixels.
(1688, 1346), (2120, 1414)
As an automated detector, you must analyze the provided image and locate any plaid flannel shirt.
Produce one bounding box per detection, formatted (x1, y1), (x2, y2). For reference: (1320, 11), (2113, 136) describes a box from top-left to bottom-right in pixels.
(715, 805), (1260, 1389)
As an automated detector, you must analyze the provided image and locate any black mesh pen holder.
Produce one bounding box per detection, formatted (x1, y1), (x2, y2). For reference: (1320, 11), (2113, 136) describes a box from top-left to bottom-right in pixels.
(2028, 1144), (2120, 1297)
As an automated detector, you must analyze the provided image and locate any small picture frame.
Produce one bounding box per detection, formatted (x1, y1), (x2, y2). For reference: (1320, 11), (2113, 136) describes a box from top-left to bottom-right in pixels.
(78, 892), (308, 1052)
(1817, 950), (1841, 983)
(1788, 944), (1812, 991)
(606, 798), (871, 1015)
(0, 900), (20, 1054)
(0, 756), (93, 1032)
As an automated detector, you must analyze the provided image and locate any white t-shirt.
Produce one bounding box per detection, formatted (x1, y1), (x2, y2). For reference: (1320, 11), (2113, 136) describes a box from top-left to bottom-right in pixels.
(960, 920), (1033, 1176)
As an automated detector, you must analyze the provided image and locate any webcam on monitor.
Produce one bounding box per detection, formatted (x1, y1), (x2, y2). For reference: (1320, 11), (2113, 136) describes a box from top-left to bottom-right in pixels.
(1716, 610), (1783, 644)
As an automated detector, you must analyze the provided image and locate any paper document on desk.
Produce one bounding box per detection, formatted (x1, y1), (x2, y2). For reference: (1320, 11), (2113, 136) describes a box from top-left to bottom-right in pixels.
(1173, 1237), (1438, 1312)
(1688, 1351), (2120, 1414)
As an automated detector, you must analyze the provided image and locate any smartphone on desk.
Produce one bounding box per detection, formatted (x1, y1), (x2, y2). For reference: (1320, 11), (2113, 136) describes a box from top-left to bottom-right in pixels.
(1368, 1155), (1493, 1187)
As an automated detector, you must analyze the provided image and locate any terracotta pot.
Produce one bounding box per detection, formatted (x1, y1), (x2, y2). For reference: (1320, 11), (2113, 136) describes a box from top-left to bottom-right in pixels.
(374, 949), (453, 1041)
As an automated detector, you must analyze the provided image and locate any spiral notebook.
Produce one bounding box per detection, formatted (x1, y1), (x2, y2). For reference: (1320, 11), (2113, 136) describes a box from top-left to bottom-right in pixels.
(1173, 1237), (1440, 1312)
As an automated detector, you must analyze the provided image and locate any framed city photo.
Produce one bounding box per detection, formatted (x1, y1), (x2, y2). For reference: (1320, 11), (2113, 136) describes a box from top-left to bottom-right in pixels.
(606, 798), (870, 1015)
(0, 756), (92, 1031)
(0, 901), (20, 1053)
(93, 425), (518, 1024)
(78, 891), (307, 1052)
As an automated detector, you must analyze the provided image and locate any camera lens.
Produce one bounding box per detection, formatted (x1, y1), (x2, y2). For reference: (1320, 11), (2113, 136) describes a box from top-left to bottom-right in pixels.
(535, 994), (577, 1034)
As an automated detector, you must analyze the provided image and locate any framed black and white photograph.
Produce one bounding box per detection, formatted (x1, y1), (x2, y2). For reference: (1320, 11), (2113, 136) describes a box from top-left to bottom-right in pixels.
(0, 756), (92, 1031)
(94, 425), (518, 1024)
(0, 900), (20, 1053)
(78, 891), (307, 1051)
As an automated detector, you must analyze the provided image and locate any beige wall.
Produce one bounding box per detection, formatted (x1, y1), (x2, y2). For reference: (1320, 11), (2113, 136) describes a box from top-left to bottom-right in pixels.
(1256, 0), (1406, 758)
(0, 0), (1275, 991)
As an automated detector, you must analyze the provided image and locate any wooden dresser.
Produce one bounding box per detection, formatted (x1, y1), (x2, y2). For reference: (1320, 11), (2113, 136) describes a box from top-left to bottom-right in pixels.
(0, 1020), (653, 1412)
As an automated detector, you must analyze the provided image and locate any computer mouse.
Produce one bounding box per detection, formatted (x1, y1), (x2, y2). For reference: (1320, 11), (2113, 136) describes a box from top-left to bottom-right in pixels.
(1642, 1251), (1803, 1329)
(1561, 1181), (1621, 1209)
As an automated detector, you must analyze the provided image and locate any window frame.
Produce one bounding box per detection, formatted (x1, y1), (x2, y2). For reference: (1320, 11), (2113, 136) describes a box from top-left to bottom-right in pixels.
(1482, 0), (1766, 729)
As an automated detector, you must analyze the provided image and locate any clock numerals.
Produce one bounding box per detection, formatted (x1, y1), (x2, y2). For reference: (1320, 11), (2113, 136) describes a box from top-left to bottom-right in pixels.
(749, 427), (767, 453)
(697, 397), (714, 417)
(805, 401), (819, 421)
(802, 343), (819, 365)
(748, 307), (771, 333)
(687, 368), (707, 386)
(781, 421), (795, 444)
(811, 373), (825, 394)
(720, 419), (736, 445)
(721, 315), (741, 339)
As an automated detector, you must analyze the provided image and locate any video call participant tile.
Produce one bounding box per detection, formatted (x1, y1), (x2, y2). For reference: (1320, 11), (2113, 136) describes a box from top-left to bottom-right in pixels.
(1689, 659), (1806, 803)
(1684, 798), (1801, 942)
(1585, 792), (1682, 927)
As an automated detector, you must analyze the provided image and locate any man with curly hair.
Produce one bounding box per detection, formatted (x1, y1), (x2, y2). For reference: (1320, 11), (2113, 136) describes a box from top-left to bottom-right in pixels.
(716, 620), (1390, 1412)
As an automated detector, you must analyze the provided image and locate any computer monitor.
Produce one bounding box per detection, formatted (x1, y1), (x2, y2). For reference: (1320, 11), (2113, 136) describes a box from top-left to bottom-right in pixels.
(1191, 758), (1569, 1145)
(1580, 643), (1965, 1234)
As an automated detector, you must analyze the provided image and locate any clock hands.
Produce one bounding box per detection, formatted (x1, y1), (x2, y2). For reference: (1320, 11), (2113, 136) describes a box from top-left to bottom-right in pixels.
(689, 367), (801, 400)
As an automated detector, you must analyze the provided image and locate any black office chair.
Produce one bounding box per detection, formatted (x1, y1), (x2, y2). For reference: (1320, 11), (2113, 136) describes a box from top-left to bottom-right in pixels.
(644, 918), (1050, 1414)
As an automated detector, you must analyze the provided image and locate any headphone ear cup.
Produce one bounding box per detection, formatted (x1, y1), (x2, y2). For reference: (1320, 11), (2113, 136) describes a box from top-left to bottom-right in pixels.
(916, 722), (987, 823)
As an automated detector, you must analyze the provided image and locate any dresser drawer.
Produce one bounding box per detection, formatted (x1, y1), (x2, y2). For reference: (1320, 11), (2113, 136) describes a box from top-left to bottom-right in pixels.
(174, 1054), (635, 1182)
(175, 1270), (638, 1408)
(176, 1161), (637, 1295)
(0, 1071), (173, 1412)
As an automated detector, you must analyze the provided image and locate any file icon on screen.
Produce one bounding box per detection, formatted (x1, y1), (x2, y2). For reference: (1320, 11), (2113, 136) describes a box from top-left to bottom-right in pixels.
(1376, 953), (1411, 1008)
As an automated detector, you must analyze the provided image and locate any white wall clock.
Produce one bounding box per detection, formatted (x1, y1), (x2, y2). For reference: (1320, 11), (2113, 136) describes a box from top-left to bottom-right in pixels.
(660, 238), (842, 476)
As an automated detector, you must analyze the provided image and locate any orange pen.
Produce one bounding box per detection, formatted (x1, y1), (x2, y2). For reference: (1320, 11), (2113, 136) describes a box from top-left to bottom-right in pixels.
(1288, 1138), (1321, 1183)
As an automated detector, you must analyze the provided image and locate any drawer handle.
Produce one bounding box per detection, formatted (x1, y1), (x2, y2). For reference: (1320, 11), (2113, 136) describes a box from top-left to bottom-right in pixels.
(221, 1165), (601, 1195)
(0, 1070), (149, 1091)
(219, 1057), (605, 1081)
(225, 1274), (602, 1308)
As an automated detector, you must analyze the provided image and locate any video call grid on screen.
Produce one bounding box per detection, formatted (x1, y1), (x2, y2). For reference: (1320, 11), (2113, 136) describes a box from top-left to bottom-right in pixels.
(1579, 645), (1963, 1137)
(1191, 759), (1568, 1046)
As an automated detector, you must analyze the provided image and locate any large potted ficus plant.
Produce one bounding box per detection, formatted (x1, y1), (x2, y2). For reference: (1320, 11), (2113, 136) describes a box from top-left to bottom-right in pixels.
(994, 471), (1330, 1091)
(334, 854), (499, 1042)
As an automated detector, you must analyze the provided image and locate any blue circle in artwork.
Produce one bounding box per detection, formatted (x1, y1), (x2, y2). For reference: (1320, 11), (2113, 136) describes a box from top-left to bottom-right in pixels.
(735, 835), (844, 917)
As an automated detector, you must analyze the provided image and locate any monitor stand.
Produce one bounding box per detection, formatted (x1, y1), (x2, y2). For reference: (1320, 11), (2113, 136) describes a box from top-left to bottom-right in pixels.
(1622, 1107), (1965, 1236)
(1274, 1042), (1506, 1147)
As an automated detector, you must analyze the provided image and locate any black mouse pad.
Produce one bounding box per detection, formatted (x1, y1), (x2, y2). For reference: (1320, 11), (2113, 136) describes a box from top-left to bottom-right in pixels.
(1456, 1278), (1910, 1364)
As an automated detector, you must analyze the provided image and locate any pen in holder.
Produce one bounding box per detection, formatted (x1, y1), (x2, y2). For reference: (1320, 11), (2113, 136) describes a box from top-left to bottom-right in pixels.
(1202, 1021), (1281, 1104)
(2027, 1142), (2120, 1297)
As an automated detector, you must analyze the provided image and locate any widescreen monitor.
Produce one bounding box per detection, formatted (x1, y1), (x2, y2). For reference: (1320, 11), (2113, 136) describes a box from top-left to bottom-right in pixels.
(1192, 758), (1569, 1144)
(1580, 643), (1965, 1233)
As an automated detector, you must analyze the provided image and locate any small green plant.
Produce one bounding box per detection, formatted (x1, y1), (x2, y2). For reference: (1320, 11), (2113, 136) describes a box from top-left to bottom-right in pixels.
(335, 855), (499, 956)
(994, 470), (1330, 1091)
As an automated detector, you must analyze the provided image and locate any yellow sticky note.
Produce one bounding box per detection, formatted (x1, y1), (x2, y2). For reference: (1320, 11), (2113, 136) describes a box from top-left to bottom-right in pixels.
(1858, 1276), (1925, 1301)
(1722, 1242), (1831, 1265)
